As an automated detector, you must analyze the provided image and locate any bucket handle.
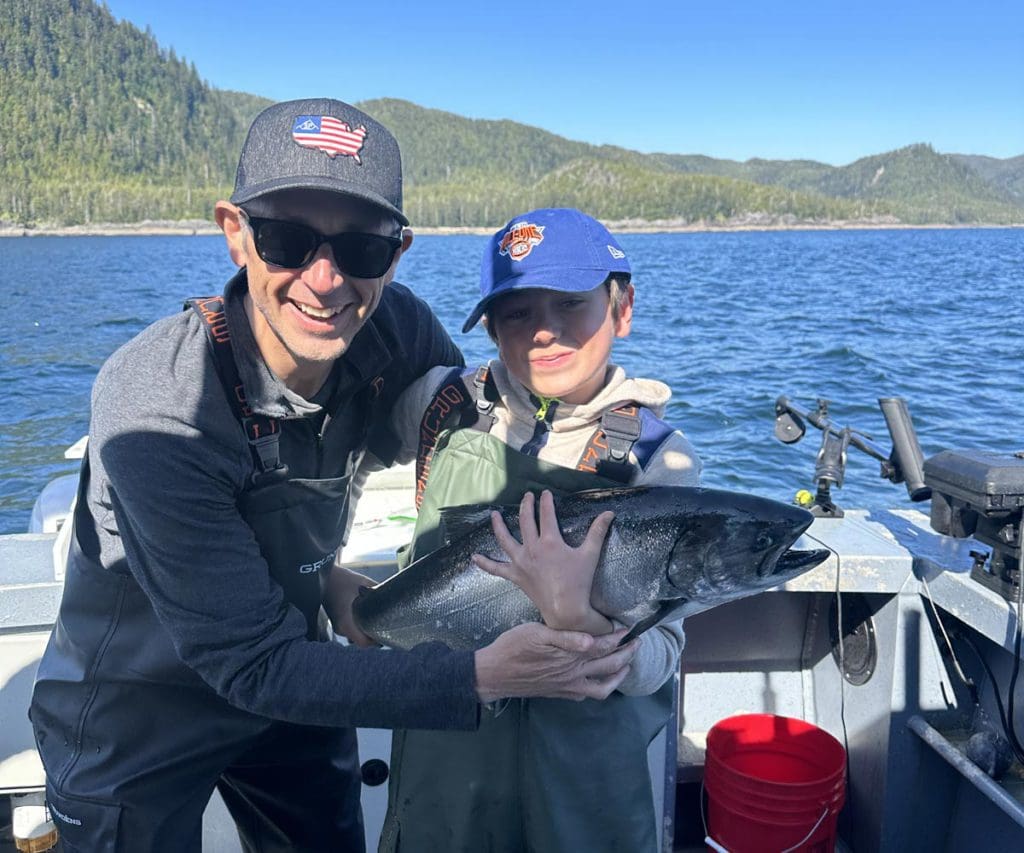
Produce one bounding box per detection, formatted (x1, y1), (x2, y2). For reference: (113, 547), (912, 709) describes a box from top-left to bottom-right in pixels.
(700, 779), (830, 853)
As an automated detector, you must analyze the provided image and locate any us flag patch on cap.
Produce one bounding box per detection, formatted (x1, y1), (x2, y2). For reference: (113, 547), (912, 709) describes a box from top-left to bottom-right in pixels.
(291, 115), (367, 163)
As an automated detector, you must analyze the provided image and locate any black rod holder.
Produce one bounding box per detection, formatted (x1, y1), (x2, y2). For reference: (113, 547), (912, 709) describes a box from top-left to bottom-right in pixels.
(774, 394), (931, 509)
(879, 397), (932, 502)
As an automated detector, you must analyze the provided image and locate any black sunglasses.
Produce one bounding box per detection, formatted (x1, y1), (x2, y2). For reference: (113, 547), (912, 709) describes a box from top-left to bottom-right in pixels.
(243, 215), (402, 278)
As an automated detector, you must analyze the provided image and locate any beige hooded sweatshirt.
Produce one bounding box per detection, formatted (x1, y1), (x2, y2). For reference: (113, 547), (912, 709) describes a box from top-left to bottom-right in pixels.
(388, 359), (702, 695)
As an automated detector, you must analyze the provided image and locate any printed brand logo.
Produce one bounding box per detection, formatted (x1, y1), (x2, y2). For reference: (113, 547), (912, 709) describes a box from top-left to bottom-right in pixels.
(416, 381), (468, 508)
(498, 222), (545, 261)
(195, 296), (230, 344)
(51, 804), (83, 826)
(299, 550), (337, 575)
(292, 115), (367, 163)
(234, 384), (254, 418)
(607, 244), (625, 259)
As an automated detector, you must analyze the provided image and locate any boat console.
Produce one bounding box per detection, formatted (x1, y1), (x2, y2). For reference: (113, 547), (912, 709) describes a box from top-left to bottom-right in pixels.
(925, 449), (1024, 603)
(742, 395), (1024, 851)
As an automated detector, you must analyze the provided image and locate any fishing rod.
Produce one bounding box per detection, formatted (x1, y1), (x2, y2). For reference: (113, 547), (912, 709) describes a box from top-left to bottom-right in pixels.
(773, 395), (931, 518)
(776, 394), (1024, 776)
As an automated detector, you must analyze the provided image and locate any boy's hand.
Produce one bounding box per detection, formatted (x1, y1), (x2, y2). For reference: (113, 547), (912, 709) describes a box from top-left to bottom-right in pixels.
(471, 490), (615, 634)
(324, 565), (378, 647)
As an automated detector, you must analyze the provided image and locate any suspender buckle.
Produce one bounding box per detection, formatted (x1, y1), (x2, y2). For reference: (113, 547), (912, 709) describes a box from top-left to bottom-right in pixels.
(244, 417), (289, 484)
(473, 366), (497, 419)
(601, 408), (642, 462)
(187, 297), (290, 486)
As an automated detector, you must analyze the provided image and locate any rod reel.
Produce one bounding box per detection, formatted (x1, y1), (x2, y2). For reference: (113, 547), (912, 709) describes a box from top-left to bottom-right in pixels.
(774, 395), (932, 517)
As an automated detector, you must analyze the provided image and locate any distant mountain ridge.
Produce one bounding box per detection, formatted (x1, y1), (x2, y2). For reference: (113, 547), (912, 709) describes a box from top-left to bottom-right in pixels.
(361, 99), (1024, 226)
(2, 0), (1022, 227)
(950, 154), (1024, 206)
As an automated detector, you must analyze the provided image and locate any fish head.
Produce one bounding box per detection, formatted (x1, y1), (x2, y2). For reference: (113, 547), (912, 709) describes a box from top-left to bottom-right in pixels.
(664, 489), (829, 610)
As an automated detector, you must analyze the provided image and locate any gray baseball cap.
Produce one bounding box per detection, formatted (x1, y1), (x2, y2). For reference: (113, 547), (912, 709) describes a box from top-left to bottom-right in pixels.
(231, 98), (408, 225)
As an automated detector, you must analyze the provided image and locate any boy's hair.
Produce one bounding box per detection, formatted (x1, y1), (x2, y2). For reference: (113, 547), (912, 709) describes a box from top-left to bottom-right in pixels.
(483, 274), (632, 343)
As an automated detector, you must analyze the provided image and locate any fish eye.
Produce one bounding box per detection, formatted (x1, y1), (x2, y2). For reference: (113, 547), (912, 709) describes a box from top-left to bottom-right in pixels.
(756, 532), (774, 551)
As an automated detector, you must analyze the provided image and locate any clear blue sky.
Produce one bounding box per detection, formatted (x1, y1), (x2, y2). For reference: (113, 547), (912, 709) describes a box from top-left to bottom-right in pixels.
(102, 0), (1023, 165)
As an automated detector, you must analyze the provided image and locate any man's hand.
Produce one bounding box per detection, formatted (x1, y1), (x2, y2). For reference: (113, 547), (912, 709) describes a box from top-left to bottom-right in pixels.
(473, 622), (637, 704)
(324, 566), (377, 647)
(472, 490), (614, 634)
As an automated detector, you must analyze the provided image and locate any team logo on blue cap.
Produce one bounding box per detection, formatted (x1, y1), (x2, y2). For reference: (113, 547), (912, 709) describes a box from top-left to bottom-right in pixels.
(291, 115), (367, 163)
(498, 221), (545, 261)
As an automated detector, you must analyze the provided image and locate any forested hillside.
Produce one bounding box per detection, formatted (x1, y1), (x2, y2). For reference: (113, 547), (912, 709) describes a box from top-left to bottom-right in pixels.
(0, 0), (270, 223)
(652, 144), (1024, 224)
(952, 154), (1024, 206)
(2, 0), (1022, 228)
(359, 99), (879, 226)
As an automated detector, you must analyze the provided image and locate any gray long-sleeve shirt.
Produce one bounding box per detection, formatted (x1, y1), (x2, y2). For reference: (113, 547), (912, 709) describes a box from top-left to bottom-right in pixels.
(68, 271), (478, 730)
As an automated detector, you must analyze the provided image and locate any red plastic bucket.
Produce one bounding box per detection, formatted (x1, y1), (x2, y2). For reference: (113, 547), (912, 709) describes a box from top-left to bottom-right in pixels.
(704, 714), (846, 853)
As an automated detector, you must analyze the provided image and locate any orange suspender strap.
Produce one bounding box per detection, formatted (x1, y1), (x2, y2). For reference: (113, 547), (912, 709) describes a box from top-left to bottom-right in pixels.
(415, 367), (469, 509)
(576, 405), (643, 483)
(185, 297), (286, 484)
(414, 366), (499, 508)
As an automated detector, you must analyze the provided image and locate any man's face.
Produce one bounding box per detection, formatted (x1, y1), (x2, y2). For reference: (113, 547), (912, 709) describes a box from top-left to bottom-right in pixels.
(216, 189), (410, 396)
(489, 283), (633, 405)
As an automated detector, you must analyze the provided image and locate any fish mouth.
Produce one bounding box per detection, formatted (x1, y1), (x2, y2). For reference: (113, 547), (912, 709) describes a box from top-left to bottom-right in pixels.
(774, 547), (831, 574)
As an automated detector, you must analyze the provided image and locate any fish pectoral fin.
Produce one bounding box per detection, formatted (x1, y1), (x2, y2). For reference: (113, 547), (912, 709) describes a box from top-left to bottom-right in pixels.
(438, 503), (504, 543)
(618, 600), (687, 646)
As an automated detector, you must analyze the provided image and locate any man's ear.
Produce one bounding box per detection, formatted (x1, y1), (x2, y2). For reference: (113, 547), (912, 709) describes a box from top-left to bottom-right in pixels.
(381, 227), (413, 284)
(215, 201), (249, 268)
(394, 227), (414, 267)
(614, 282), (635, 337)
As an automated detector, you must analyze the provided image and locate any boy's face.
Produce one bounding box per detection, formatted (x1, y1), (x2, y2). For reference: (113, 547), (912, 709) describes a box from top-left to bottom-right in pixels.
(489, 283), (634, 405)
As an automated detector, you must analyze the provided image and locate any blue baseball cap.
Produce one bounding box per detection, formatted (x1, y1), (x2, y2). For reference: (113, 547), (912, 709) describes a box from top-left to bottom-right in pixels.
(462, 208), (631, 333)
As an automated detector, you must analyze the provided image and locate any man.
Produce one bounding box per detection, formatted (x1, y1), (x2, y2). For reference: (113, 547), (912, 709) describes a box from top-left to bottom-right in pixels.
(29, 99), (635, 852)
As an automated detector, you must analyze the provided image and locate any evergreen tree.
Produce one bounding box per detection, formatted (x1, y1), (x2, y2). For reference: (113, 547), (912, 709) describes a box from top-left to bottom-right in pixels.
(0, 0), (1021, 227)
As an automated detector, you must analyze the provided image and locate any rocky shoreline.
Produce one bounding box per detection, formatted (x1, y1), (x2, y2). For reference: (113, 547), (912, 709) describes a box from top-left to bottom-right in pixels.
(0, 219), (222, 237)
(1, 216), (1020, 238)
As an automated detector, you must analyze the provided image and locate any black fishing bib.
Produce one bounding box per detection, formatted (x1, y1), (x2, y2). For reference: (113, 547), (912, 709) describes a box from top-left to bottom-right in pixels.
(380, 428), (673, 853)
(186, 294), (365, 639)
(240, 466), (355, 638)
(30, 299), (369, 851)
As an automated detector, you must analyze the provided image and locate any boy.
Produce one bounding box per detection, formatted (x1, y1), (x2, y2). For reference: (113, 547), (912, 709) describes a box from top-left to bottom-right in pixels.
(376, 207), (701, 852)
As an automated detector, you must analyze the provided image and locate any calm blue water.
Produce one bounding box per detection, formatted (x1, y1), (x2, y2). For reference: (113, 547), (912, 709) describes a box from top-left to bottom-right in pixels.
(1, 228), (1021, 534)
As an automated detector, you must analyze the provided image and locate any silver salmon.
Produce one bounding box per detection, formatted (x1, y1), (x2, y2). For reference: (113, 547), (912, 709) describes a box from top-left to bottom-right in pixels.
(352, 486), (829, 651)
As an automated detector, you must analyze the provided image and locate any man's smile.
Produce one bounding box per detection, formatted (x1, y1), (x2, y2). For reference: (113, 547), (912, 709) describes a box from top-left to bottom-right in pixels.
(292, 300), (346, 320)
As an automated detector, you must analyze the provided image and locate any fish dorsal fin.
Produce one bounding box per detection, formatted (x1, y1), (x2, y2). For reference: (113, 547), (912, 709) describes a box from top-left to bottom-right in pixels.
(438, 503), (503, 543)
(618, 599), (688, 646)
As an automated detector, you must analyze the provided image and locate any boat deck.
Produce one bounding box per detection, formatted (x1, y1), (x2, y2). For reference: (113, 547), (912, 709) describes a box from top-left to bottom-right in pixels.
(3, 470), (1024, 849)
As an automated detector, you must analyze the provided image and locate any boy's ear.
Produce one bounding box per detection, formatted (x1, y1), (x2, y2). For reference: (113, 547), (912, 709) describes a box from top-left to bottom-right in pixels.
(614, 283), (636, 337)
(481, 314), (500, 344)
